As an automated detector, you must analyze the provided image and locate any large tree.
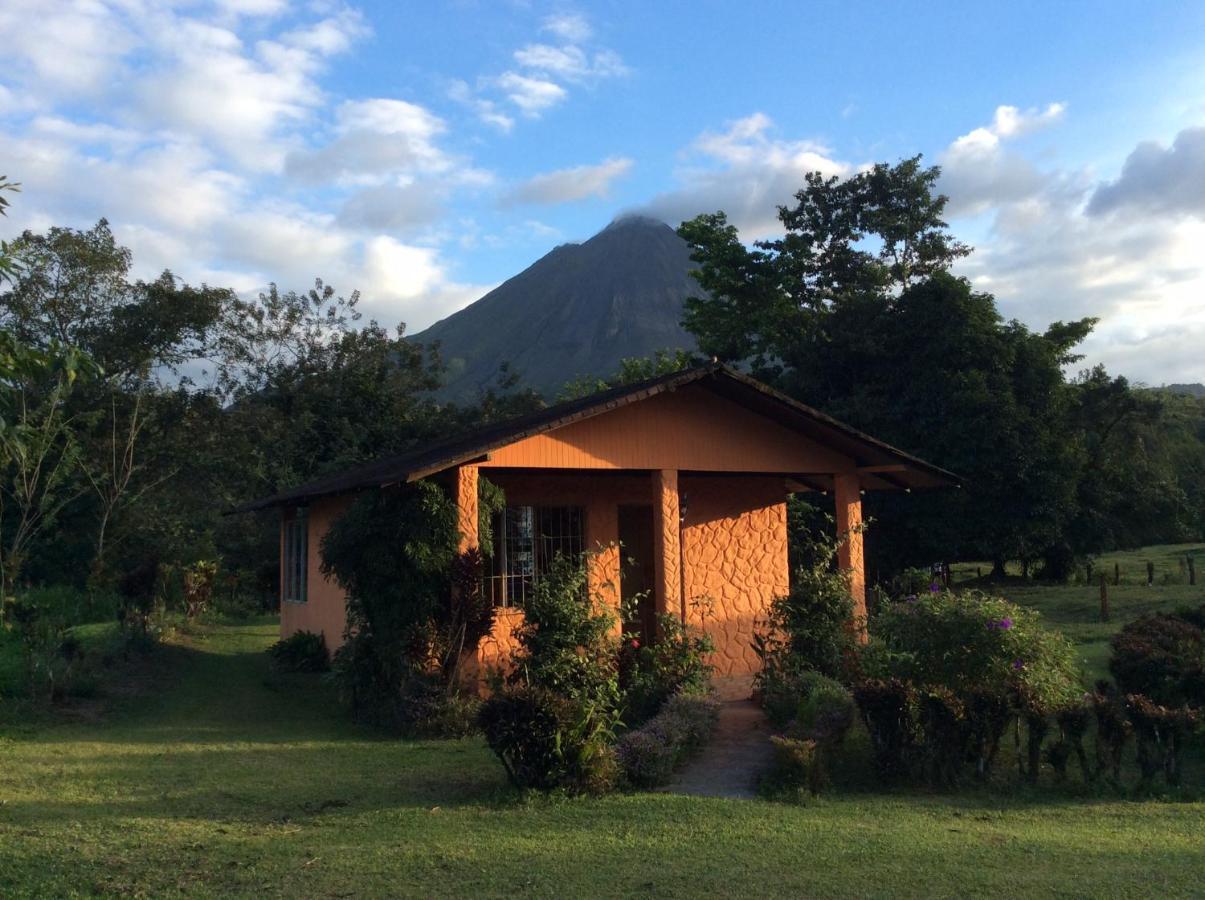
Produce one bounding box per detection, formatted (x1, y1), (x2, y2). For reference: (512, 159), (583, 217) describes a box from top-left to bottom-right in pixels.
(676, 158), (1134, 576)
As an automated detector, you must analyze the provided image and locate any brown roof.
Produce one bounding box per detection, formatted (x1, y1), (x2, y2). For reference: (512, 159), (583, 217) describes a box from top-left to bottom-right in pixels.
(231, 362), (958, 513)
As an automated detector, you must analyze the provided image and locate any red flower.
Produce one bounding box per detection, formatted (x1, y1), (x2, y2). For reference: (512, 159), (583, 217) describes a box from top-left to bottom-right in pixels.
(630, 639), (641, 649)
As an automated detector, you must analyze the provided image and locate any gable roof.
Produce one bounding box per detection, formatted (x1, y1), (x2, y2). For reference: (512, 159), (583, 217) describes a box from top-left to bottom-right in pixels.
(231, 363), (958, 513)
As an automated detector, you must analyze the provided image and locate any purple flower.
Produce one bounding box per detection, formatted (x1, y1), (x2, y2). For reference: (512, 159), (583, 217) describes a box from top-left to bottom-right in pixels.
(928, 582), (941, 593)
(1012, 659), (1025, 670)
(998, 617), (1013, 630)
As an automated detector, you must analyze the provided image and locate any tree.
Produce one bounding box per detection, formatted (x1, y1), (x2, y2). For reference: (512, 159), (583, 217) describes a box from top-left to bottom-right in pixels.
(0, 176), (21, 285)
(2, 220), (230, 384)
(677, 159), (1095, 576)
(0, 333), (99, 609)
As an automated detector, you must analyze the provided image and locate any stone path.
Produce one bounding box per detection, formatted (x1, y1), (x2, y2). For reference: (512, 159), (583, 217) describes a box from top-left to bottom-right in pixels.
(664, 699), (774, 799)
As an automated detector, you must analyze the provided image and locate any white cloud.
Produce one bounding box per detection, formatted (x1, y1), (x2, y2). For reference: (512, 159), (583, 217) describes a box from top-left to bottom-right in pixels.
(1087, 126), (1205, 218)
(501, 157), (633, 206)
(939, 103), (1073, 217)
(0, 2), (490, 334)
(542, 12), (592, 43)
(0, 0), (135, 98)
(641, 113), (848, 237)
(458, 11), (627, 126)
(513, 43), (628, 82)
(496, 71), (568, 116)
(286, 98), (452, 184)
(941, 106), (1205, 383)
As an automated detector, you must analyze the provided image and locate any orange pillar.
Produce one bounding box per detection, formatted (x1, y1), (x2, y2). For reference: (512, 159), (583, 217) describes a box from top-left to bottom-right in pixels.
(455, 464), (479, 553)
(834, 472), (867, 640)
(652, 469), (682, 622)
(585, 500), (621, 630)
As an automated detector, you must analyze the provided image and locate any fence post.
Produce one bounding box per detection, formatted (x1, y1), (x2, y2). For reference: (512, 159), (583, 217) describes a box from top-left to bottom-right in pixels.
(1114, 562), (1120, 586)
(1189, 556), (1196, 587)
(1085, 561), (1093, 584)
(1099, 574), (1109, 623)
(1146, 561), (1155, 586)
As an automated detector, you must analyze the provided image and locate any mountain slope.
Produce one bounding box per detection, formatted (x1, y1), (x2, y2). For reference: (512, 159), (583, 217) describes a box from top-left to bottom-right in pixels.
(412, 216), (699, 400)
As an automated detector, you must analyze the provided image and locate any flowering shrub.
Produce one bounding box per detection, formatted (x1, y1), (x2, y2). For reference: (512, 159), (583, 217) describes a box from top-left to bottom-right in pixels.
(858, 589), (1082, 785)
(874, 589), (1081, 711)
(614, 691), (719, 788)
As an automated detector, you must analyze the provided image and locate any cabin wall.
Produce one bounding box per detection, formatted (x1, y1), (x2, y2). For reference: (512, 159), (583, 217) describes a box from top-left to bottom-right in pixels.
(280, 494), (352, 649)
(681, 475), (789, 689)
(472, 472), (646, 672)
(481, 384), (854, 474)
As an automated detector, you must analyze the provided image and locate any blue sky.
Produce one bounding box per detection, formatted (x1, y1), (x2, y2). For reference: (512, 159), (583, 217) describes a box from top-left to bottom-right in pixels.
(2, 1), (1204, 382)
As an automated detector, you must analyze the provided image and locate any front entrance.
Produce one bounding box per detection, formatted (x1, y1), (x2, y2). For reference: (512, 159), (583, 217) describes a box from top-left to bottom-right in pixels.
(618, 504), (657, 642)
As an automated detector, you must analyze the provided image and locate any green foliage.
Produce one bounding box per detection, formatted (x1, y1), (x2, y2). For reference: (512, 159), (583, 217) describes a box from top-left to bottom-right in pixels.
(1109, 611), (1203, 707)
(321, 481), (461, 724)
(507, 553), (620, 706)
(481, 552), (623, 793)
(268, 630), (329, 673)
(874, 589), (1082, 711)
(752, 524), (858, 727)
(763, 674), (854, 798)
(677, 159), (1203, 577)
(479, 684), (620, 794)
(766, 735), (824, 798)
(619, 601), (714, 724)
(614, 691), (719, 788)
(855, 589), (1084, 786)
(794, 673), (855, 743)
(557, 348), (699, 401)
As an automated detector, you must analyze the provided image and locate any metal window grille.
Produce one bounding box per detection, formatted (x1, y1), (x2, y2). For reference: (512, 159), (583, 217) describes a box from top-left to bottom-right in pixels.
(283, 508), (308, 603)
(488, 505), (584, 608)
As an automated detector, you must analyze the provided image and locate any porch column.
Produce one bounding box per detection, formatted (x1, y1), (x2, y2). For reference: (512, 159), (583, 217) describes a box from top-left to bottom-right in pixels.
(455, 464), (479, 554)
(652, 469), (683, 622)
(834, 472), (867, 641)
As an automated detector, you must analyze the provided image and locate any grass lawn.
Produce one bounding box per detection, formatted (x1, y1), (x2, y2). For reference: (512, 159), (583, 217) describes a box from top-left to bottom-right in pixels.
(0, 547), (1203, 898)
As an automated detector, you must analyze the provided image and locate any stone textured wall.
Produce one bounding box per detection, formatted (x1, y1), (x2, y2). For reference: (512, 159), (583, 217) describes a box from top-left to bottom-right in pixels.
(681, 476), (789, 680)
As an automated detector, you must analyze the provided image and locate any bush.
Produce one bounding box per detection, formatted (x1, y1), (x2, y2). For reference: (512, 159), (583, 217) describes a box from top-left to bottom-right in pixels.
(481, 551), (622, 793)
(875, 589), (1082, 710)
(767, 735), (824, 797)
(853, 678), (917, 780)
(615, 691), (719, 788)
(1109, 613), (1203, 707)
(620, 602), (714, 725)
(794, 674), (855, 744)
(754, 555), (858, 685)
(269, 630), (329, 673)
(753, 556), (857, 727)
(860, 589), (1083, 786)
(480, 686), (618, 793)
(1126, 693), (1200, 787)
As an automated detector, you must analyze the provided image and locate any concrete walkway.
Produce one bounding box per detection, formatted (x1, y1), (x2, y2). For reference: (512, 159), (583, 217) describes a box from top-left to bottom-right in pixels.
(664, 699), (774, 799)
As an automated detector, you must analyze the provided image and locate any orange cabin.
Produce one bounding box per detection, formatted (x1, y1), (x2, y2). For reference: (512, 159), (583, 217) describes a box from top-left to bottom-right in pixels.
(239, 364), (955, 697)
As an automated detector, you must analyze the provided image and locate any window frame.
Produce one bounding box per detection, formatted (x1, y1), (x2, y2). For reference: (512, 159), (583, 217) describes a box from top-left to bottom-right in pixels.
(282, 507), (309, 604)
(488, 504), (584, 608)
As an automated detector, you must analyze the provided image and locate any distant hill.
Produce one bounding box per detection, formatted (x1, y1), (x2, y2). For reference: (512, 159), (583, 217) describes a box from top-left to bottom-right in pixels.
(412, 216), (699, 400)
(1165, 383), (1205, 398)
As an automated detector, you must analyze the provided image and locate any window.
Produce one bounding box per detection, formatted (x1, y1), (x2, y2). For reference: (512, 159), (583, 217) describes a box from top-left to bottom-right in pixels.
(283, 508), (308, 603)
(488, 505), (584, 607)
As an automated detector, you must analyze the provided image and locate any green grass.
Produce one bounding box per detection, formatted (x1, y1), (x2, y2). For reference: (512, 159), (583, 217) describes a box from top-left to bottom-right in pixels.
(2, 546), (1204, 897)
(950, 542), (1205, 683)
